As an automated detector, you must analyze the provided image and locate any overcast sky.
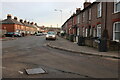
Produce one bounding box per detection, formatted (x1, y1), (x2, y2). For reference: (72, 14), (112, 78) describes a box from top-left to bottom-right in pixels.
(1, 0), (96, 27)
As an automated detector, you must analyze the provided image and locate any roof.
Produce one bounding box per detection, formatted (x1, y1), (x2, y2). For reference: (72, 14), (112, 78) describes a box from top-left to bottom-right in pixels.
(1, 18), (23, 25)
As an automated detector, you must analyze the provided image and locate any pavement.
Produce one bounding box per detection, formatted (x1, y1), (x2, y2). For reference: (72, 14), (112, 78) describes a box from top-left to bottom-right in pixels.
(0, 37), (17, 41)
(46, 36), (120, 59)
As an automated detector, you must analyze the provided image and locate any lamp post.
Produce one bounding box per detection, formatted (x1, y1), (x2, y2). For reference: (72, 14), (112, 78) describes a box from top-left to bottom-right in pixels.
(54, 9), (62, 24)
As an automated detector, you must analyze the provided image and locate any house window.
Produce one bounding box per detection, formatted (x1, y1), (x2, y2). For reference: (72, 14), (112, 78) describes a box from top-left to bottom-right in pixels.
(77, 28), (80, 36)
(97, 2), (102, 18)
(77, 15), (80, 24)
(93, 28), (96, 37)
(113, 22), (120, 42)
(89, 9), (91, 20)
(97, 24), (101, 38)
(83, 27), (85, 37)
(85, 28), (88, 37)
(83, 12), (85, 22)
(114, 0), (120, 13)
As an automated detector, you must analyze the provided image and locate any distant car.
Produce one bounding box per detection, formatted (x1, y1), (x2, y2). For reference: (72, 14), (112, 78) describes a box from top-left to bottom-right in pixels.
(35, 33), (43, 36)
(5, 32), (22, 37)
(46, 31), (56, 40)
(43, 32), (47, 35)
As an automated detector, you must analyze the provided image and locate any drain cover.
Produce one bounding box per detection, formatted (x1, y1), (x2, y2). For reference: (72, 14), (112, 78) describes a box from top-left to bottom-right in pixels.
(25, 68), (46, 75)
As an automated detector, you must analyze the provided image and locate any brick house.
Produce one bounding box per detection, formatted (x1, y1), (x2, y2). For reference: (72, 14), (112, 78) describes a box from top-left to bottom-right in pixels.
(1, 14), (38, 36)
(62, 1), (120, 51)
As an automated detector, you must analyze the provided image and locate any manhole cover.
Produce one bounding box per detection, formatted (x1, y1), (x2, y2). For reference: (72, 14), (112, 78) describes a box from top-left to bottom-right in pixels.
(25, 67), (46, 75)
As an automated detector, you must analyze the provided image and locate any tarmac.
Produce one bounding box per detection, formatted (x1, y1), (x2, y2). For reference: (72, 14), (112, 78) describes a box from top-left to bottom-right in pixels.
(47, 36), (120, 59)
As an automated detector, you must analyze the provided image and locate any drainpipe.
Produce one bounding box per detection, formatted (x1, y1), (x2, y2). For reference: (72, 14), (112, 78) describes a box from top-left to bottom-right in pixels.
(103, 2), (108, 39)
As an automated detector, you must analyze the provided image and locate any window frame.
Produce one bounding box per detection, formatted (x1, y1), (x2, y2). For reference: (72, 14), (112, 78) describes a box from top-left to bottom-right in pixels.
(97, 2), (102, 18)
(97, 24), (102, 38)
(113, 22), (120, 42)
(89, 8), (91, 20)
(114, 0), (120, 13)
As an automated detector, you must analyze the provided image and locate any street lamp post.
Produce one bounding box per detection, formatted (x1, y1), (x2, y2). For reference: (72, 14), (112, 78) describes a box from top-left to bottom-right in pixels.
(54, 9), (62, 24)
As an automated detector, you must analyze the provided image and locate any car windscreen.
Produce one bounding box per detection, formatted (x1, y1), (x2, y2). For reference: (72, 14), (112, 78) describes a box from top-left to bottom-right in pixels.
(47, 32), (55, 35)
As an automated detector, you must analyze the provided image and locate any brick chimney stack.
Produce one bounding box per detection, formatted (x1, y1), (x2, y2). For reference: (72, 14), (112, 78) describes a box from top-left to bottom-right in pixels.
(7, 14), (12, 19)
(76, 8), (81, 14)
(27, 22), (30, 24)
(20, 19), (23, 23)
(24, 20), (27, 23)
(14, 16), (18, 20)
(84, 2), (91, 9)
(35, 23), (37, 26)
(31, 22), (34, 25)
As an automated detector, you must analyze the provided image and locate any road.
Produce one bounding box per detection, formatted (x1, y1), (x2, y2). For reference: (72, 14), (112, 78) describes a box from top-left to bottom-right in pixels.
(2, 36), (119, 78)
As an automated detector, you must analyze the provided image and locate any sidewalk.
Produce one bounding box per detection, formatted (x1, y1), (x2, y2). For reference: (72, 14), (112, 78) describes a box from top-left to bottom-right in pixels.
(47, 37), (120, 59)
(0, 37), (17, 41)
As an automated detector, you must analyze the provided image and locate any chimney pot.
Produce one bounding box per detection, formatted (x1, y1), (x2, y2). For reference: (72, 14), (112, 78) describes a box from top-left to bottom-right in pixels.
(35, 23), (37, 26)
(24, 20), (27, 23)
(84, 2), (91, 9)
(27, 22), (30, 24)
(7, 14), (12, 19)
(20, 19), (23, 23)
(76, 8), (81, 14)
(14, 16), (17, 20)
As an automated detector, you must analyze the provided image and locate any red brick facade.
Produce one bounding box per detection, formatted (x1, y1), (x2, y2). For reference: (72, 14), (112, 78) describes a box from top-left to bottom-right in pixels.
(1, 14), (38, 35)
(62, 1), (120, 50)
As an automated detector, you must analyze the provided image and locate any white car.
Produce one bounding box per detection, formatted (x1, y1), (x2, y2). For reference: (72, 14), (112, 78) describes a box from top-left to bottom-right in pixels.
(46, 31), (56, 40)
(35, 33), (43, 36)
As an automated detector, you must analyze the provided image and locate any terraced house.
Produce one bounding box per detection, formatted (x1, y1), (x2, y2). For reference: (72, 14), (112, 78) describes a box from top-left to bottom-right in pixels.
(62, 1), (120, 51)
(1, 14), (39, 36)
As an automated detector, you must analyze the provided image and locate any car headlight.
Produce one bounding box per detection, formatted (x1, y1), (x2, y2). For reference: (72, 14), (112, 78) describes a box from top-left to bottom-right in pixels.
(52, 35), (55, 37)
(46, 35), (49, 37)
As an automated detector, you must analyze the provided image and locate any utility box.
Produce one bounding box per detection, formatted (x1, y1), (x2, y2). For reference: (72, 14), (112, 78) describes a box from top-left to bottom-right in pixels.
(98, 39), (108, 52)
(77, 36), (85, 46)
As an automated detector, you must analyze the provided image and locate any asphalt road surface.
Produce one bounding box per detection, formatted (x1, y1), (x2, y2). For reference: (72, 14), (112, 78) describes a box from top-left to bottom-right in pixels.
(2, 36), (119, 78)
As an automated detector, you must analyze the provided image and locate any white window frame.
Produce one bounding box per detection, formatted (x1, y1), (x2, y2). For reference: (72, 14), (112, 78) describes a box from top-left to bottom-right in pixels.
(83, 27), (85, 37)
(114, 0), (120, 13)
(97, 2), (102, 18)
(77, 14), (80, 24)
(93, 28), (96, 37)
(83, 12), (85, 22)
(89, 8), (91, 20)
(90, 27), (92, 36)
(113, 22), (120, 42)
(97, 24), (101, 38)
(77, 28), (80, 36)
(85, 28), (88, 37)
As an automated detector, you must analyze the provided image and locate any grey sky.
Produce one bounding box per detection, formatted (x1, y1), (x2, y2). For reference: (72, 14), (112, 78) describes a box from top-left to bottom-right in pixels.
(1, 0), (95, 27)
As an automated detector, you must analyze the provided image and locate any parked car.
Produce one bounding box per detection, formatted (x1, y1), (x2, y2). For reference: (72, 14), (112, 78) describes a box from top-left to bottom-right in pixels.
(46, 31), (56, 40)
(35, 33), (43, 36)
(5, 32), (22, 37)
(43, 32), (47, 35)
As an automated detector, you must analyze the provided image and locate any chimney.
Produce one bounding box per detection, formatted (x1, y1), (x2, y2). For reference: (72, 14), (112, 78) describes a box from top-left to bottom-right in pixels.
(20, 19), (23, 23)
(35, 23), (37, 26)
(24, 20), (27, 23)
(76, 8), (81, 14)
(7, 14), (12, 19)
(14, 16), (18, 20)
(30, 22), (34, 25)
(27, 22), (30, 24)
(84, 2), (91, 8)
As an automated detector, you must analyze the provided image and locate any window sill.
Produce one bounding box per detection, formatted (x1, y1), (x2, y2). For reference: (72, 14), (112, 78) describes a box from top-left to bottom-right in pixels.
(112, 11), (120, 14)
